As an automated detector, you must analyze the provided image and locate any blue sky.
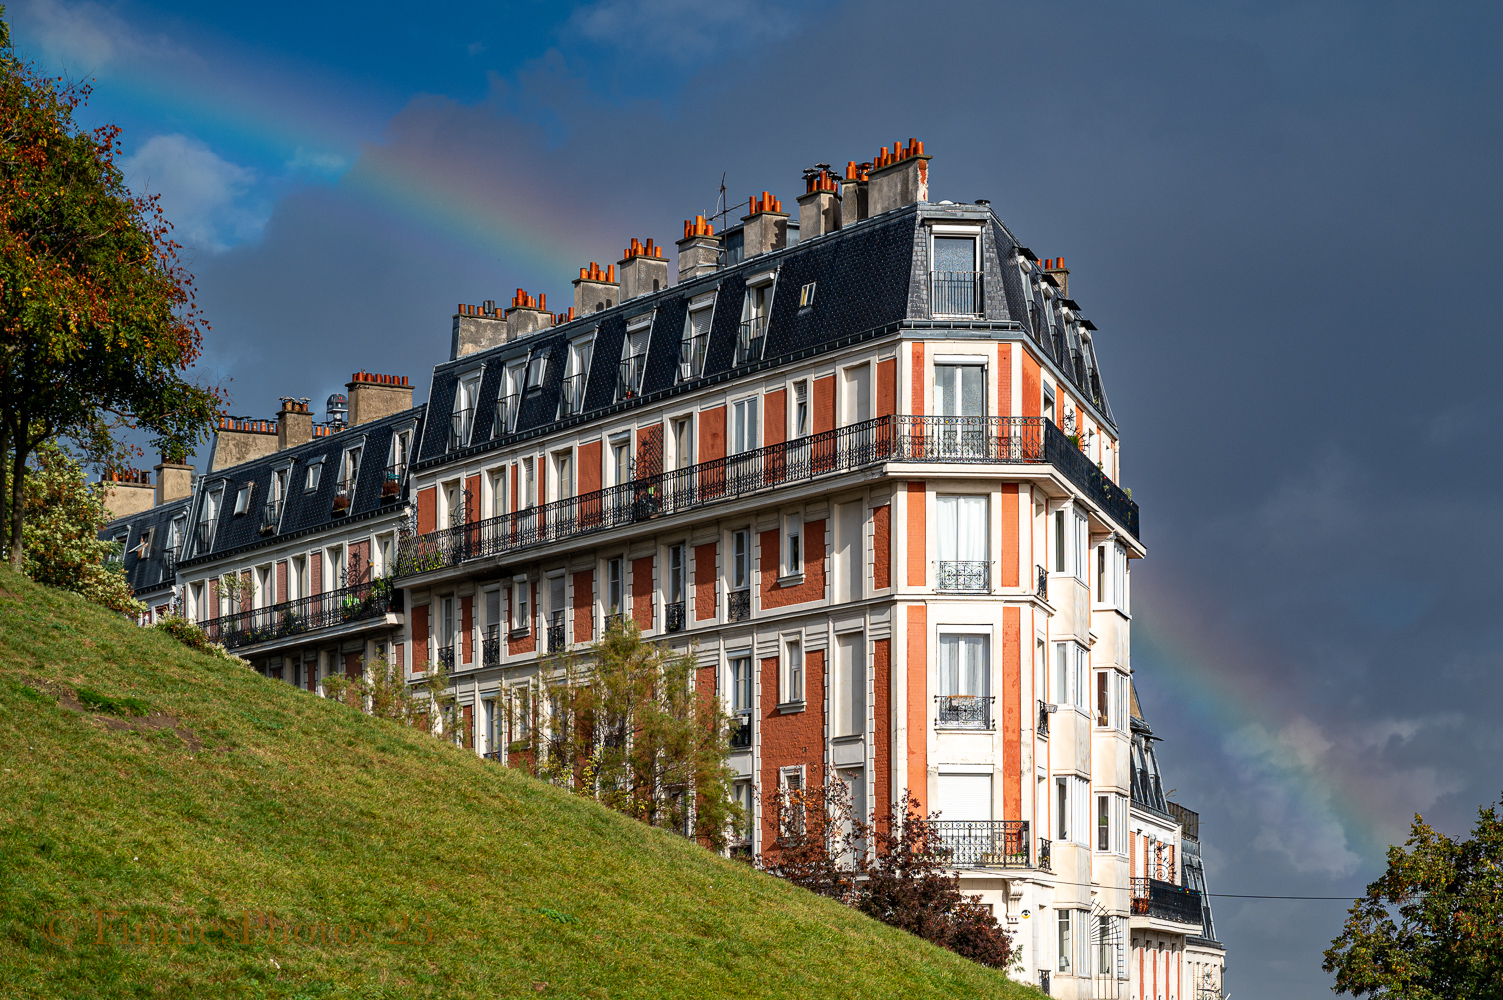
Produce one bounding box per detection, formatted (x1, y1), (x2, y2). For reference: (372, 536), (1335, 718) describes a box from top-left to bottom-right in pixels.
(12, 2), (1503, 996)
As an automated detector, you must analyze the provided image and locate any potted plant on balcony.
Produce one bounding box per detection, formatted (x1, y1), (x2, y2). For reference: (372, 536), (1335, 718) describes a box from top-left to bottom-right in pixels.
(332, 493), (350, 515)
(381, 473), (401, 499)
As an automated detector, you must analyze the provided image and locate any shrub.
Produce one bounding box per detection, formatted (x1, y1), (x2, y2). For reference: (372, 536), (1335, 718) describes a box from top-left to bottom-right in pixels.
(154, 614), (232, 660)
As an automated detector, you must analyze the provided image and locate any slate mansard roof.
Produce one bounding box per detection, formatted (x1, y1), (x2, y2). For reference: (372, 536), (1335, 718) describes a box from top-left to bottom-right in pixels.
(181, 404), (426, 568)
(101, 495), (193, 597)
(416, 201), (1115, 469)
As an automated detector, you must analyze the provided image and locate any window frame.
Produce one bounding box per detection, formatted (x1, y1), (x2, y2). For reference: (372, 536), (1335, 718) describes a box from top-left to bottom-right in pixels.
(781, 636), (804, 706)
(730, 396), (759, 455)
(782, 513), (802, 578)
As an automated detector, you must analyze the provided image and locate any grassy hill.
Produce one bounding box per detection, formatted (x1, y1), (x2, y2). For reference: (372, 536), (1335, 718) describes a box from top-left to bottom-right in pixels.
(0, 566), (1038, 1000)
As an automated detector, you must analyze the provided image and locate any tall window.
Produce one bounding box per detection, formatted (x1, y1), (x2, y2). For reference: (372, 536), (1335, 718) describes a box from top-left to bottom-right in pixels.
(611, 437), (632, 486)
(842, 363), (871, 424)
(1053, 507), (1089, 580)
(935, 363), (985, 418)
(792, 380), (809, 438)
(932, 236), (979, 316)
(679, 304), (712, 380)
(439, 595), (456, 654)
(1057, 909), (1073, 974)
(607, 558), (623, 615)
(1055, 641), (1088, 711)
(732, 530), (750, 591)
(835, 632), (866, 737)
(782, 514), (802, 576)
(391, 430), (411, 478)
(619, 326), (649, 399)
(731, 397), (758, 455)
(936, 496), (988, 592)
(672, 417), (693, 470)
(781, 638), (803, 704)
(1055, 775), (1090, 846)
(453, 375), (480, 448)
(668, 545), (685, 604)
(511, 579), (530, 632)
(738, 283), (772, 365)
(523, 457), (536, 508)
(938, 634), (989, 706)
(733, 780), (754, 844)
(553, 451), (573, 502)
(730, 655), (753, 714)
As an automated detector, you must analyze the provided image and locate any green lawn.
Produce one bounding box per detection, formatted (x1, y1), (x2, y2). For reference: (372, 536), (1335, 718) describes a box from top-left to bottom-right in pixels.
(0, 566), (1038, 999)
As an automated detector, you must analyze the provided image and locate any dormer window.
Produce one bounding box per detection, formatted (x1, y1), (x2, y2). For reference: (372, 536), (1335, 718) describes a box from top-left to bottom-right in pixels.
(497, 363), (524, 436)
(560, 336), (593, 418)
(799, 282), (816, 308)
(930, 232), (981, 317)
(678, 298), (713, 381)
(525, 351), (547, 392)
(451, 374), (480, 450)
(617, 323), (650, 401)
(304, 461), (322, 492)
(737, 276), (774, 366)
(233, 483), (252, 516)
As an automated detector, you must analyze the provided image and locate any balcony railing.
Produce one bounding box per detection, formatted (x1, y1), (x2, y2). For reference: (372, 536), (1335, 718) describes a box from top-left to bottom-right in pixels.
(1037, 837), (1052, 872)
(605, 611), (626, 632)
(1132, 878), (1204, 926)
(937, 560), (989, 592)
(727, 589), (751, 623)
(161, 548), (178, 576)
(558, 375), (585, 418)
(729, 713), (752, 749)
(1038, 700), (1051, 738)
(194, 519), (217, 555)
(493, 394), (518, 438)
(482, 625), (501, 667)
(930, 270), (984, 317)
(395, 415), (1140, 580)
(935, 694), (993, 729)
(665, 600), (686, 633)
(333, 479), (354, 515)
(382, 465), (405, 501)
(547, 611), (565, 653)
(679, 331), (709, 380)
(1036, 565), (1048, 600)
(436, 643), (456, 671)
(259, 500), (282, 535)
(449, 408), (474, 451)
(617, 353), (647, 401)
(735, 317), (765, 366)
(196, 579), (399, 652)
(932, 819), (1032, 868)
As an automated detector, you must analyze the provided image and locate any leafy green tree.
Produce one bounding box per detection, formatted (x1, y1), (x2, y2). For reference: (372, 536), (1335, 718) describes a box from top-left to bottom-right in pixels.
(1324, 795), (1503, 998)
(0, 12), (219, 570)
(21, 441), (141, 616)
(517, 620), (742, 851)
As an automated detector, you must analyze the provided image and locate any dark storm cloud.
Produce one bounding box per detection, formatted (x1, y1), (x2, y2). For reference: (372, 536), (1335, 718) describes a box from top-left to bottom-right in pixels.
(163, 3), (1503, 995)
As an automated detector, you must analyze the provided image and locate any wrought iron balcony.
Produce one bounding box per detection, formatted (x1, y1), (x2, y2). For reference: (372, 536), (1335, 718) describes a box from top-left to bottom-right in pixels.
(259, 500), (282, 535)
(482, 625), (501, 667)
(935, 694), (993, 729)
(930, 270), (984, 317)
(558, 375), (585, 418)
(1131, 878), (1204, 925)
(937, 560), (989, 592)
(381, 465), (404, 501)
(394, 415), (1140, 581)
(1038, 700), (1051, 738)
(194, 519), (217, 555)
(932, 819), (1032, 868)
(665, 600), (686, 633)
(727, 588), (751, 623)
(493, 394), (518, 437)
(448, 407), (474, 451)
(734, 317), (765, 366)
(616, 353), (646, 401)
(436, 643), (456, 671)
(1037, 837), (1052, 871)
(161, 548), (178, 576)
(332, 479), (354, 515)
(546, 611), (565, 653)
(605, 611), (626, 632)
(196, 578), (399, 651)
(729, 713), (752, 749)
(679, 331), (709, 380)
(1036, 565), (1048, 600)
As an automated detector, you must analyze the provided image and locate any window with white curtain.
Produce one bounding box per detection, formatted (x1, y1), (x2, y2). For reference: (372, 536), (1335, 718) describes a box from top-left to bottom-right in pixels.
(934, 363), (985, 417)
(1055, 641), (1088, 710)
(936, 495), (988, 591)
(938, 634), (989, 697)
(731, 397), (758, 455)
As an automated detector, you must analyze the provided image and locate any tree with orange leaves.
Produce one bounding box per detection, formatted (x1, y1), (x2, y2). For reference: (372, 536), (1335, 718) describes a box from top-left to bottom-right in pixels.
(0, 12), (219, 570)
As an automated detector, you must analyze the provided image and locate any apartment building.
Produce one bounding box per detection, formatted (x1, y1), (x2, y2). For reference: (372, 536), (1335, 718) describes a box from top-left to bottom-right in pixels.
(95, 136), (1225, 997)
(99, 460), (197, 624)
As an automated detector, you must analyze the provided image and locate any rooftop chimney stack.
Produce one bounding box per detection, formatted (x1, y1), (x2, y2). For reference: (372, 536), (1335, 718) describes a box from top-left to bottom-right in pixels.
(345, 372), (414, 427)
(865, 138), (929, 216)
(208, 415), (279, 471)
(676, 216), (721, 281)
(100, 468), (155, 520)
(1041, 257), (1070, 298)
(841, 161), (870, 224)
(155, 454), (194, 506)
(277, 398), (313, 451)
(740, 193), (789, 258)
(573, 261), (619, 315)
(505, 288), (554, 340)
(451, 299), (508, 359)
(797, 166), (841, 241)
(618, 238), (669, 300)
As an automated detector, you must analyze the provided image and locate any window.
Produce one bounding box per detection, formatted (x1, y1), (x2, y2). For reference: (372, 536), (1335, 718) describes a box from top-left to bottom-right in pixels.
(798, 282), (816, 307)
(670, 416), (693, 471)
(1058, 909), (1073, 973)
(782, 514), (802, 576)
(510, 686), (531, 743)
(439, 595), (456, 654)
(835, 632), (866, 737)
(780, 767), (805, 835)
(390, 430), (411, 479)
(738, 282), (772, 365)
(733, 780), (754, 843)
(340, 446), (361, 494)
(936, 495), (988, 591)
(1054, 510), (1065, 572)
(607, 557), (623, 614)
(525, 350), (547, 392)
(611, 437), (632, 486)
(938, 634), (989, 709)
(1098, 541), (1128, 612)
(562, 338), (593, 416)
(289, 555), (306, 600)
(1043, 383), (1056, 425)
(553, 451), (573, 502)
(499, 364), (524, 435)
(1055, 642), (1088, 710)
(305, 463), (322, 492)
(452, 375), (480, 448)
(667, 544), (685, 603)
(1098, 794), (1111, 851)
(781, 638), (803, 704)
(489, 468), (506, 518)
(731, 397), (758, 455)
(792, 380), (809, 438)
(1074, 511), (1089, 582)
(732, 530), (750, 591)
(679, 304), (712, 380)
(233, 483), (252, 516)
(842, 363), (871, 424)
(511, 579), (530, 632)
(1055, 775), (1090, 846)
(1052, 507), (1089, 580)
(730, 655), (753, 714)
(935, 363), (985, 419)
(619, 327), (649, 399)
(932, 236), (979, 315)
(523, 456), (536, 508)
